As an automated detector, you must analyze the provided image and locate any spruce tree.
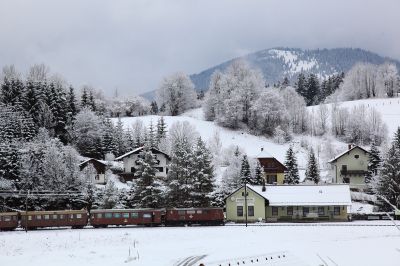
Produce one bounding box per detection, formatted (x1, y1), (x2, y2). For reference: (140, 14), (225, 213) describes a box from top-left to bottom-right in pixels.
(375, 142), (400, 209)
(305, 74), (320, 106)
(67, 86), (78, 119)
(295, 73), (307, 100)
(156, 116), (167, 142)
(252, 161), (264, 185)
(147, 121), (157, 149)
(81, 87), (88, 109)
(101, 118), (118, 157)
(89, 90), (96, 112)
(166, 138), (194, 207)
(240, 155), (251, 185)
(191, 137), (215, 207)
(305, 148), (320, 184)
(366, 140), (381, 184)
(150, 101), (158, 114)
(283, 145), (300, 184)
(131, 145), (164, 208)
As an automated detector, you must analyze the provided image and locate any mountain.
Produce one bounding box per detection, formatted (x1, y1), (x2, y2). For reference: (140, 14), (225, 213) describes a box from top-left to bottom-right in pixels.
(141, 47), (400, 99)
(190, 47), (400, 92)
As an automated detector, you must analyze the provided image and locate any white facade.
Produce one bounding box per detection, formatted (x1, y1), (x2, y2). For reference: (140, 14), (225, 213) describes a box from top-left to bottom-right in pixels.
(116, 147), (170, 178)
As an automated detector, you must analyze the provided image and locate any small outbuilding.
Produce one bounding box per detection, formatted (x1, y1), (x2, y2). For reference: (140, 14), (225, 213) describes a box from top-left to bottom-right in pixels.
(225, 184), (352, 222)
(79, 158), (107, 184)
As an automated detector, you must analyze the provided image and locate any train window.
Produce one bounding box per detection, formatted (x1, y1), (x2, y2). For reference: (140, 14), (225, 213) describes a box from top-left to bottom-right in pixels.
(196, 210), (202, 214)
(28, 216), (32, 221)
(123, 213), (129, 218)
(143, 213), (152, 219)
(70, 214), (74, 219)
(76, 214), (82, 219)
(4, 216), (11, 222)
(96, 213), (103, 218)
(52, 215), (58, 219)
(105, 213), (112, 218)
(131, 212), (139, 219)
(59, 215), (64, 219)
(187, 210), (196, 214)
(178, 210), (186, 215)
(113, 213), (121, 218)
(36, 215), (42, 220)
(44, 215), (50, 220)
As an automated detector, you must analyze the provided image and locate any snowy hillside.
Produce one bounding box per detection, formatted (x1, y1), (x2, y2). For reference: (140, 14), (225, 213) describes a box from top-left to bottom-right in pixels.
(309, 97), (400, 137)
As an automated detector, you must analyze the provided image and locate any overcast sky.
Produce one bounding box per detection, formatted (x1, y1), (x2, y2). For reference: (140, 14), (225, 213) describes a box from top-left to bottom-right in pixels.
(0, 0), (399, 96)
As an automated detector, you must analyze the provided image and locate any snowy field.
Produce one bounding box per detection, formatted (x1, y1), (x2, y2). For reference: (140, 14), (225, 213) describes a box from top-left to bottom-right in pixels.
(1, 222), (400, 266)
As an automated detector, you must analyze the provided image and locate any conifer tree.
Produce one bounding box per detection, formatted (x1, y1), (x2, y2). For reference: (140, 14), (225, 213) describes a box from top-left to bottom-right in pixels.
(305, 74), (320, 106)
(305, 148), (320, 184)
(252, 161), (264, 185)
(283, 145), (300, 184)
(240, 155), (251, 185)
(167, 138), (194, 207)
(366, 140), (381, 183)
(150, 101), (158, 114)
(295, 73), (307, 100)
(147, 121), (157, 149)
(115, 118), (128, 156)
(131, 144), (164, 208)
(0, 142), (20, 185)
(191, 137), (215, 207)
(81, 87), (88, 109)
(89, 90), (96, 112)
(67, 86), (78, 119)
(156, 116), (167, 142)
(102, 117), (118, 157)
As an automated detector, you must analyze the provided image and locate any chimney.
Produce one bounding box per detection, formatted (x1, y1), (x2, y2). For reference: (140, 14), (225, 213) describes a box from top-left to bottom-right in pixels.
(262, 178), (266, 192)
(261, 147), (264, 152)
(348, 144), (352, 150)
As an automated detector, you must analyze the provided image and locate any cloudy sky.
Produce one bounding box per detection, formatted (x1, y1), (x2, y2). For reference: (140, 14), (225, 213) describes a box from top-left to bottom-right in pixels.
(0, 0), (399, 96)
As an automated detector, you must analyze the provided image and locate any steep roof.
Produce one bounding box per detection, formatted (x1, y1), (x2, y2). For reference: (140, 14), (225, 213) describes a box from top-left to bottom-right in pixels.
(115, 147), (170, 161)
(79, 158), (107, 167)
(256, 149), (274, 159)
(328, 145), (370, 163)
(228, 184), (352, 206)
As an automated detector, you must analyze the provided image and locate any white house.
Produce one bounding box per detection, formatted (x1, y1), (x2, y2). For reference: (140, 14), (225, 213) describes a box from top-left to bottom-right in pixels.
(115, 147), (170, 181)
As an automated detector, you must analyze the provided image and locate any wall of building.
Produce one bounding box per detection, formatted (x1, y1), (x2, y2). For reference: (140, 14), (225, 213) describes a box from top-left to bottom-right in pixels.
(226, 187), (266, 222)
(332, 147), (369, 189)
(265, 205), (348, 221)
(123, 152), (168, 178)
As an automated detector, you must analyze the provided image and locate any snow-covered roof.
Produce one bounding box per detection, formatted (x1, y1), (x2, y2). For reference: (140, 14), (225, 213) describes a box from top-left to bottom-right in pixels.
(255, 149), (274, 159)
(115, 147), (170, 161)
(243, 184), (352, 206)
(79, 158), (107, 166)
(328, 145), (370, 163)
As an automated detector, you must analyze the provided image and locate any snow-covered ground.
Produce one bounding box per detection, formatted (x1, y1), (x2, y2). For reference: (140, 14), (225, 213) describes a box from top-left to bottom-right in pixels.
(1, 222), (399, 266)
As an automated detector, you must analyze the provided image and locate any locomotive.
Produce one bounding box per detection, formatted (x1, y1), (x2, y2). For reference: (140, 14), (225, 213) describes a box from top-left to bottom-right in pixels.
(0, 207), (224, 231)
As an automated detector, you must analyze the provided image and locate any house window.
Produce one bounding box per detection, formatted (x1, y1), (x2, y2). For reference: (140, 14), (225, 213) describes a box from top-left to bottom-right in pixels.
(341, 165), (347, 172)
(343, 177), (350, 184)
(266, 175), (277, 184)
(156, 167), (163, 172)
(354, 155), (359, 159)
(95, 174), (100, 180)
(271, 207), (278, 216)
(303, 207), (309, 217)
(248, 206), (254, 217)
(334, 206), (340, 216)
(318, 207), (325, 215)
(241, 192), (249, 196)
(287, 206), (293, 216)
(237, 206), (244, 217)
(130, 167), (136, 173)
(166, 168), (169, 174)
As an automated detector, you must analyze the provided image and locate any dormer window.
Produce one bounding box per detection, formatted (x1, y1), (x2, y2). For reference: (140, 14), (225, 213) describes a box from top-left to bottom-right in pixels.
(354, 155), (359, 159)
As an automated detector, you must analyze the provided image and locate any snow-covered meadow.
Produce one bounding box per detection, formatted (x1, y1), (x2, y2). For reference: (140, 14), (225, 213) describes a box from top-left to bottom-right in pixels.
(1, 222), (399, 266)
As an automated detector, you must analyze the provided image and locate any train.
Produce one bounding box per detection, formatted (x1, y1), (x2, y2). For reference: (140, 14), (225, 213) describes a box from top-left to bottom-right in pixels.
(0, 207), (224, 231)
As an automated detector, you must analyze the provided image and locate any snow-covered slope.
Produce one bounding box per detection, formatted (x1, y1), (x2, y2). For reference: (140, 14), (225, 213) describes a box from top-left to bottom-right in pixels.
(309, 97), (400, 137)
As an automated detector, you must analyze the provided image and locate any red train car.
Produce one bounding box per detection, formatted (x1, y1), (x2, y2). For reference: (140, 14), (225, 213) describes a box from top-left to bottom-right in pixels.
(0, 212), (19, 231)
(90, 209), (164, 227)
(165, 207), (224, 226)
(20, 210), (88, 229)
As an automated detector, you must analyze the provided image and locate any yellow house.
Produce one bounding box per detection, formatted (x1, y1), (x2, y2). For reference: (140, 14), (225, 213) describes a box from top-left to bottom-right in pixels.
(329, 145), (371, 190)
(256, 149), (287, 184)
(225, 184), (351, 222)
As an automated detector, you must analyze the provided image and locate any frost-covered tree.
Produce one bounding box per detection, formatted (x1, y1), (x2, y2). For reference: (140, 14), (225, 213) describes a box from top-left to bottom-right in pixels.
(365, 140), (382, 184)
(283, 145), (300, 184)
(280, 86), (308, 134)
(252, 161), (264, 185)
(191, 137), (215, 207)
(221, 146), (244, 192)
(131, 145), (164, 208)
(70, 108), (103, 158)
(377, 63), (399, 98)
(240, 155), (251, 185)
(305, 148), (320, 184)
(156, 72), (197, 116)
(100, 179), (119, 209)
(0, 142), (20, 184)
(203, 70), (224, 121)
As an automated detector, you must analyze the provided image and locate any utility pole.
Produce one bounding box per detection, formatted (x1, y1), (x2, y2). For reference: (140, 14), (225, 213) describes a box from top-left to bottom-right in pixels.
(25, 190), (29, 233)
(244, 180), (248, 227)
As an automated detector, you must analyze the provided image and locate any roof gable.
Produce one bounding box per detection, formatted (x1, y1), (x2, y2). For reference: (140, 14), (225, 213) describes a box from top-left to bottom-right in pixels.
(115, 147), (171, 161)
(79, 158), (107, 167)
(329, 145), (370, 163)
